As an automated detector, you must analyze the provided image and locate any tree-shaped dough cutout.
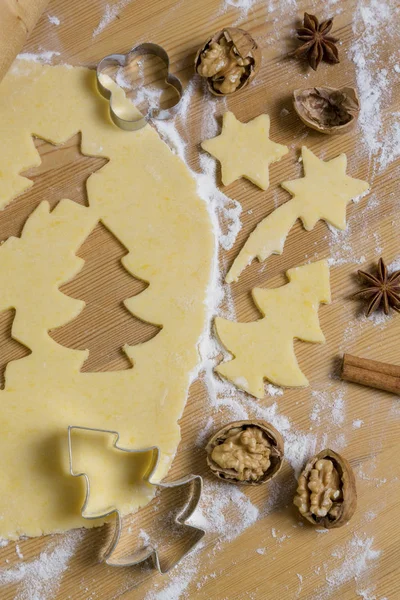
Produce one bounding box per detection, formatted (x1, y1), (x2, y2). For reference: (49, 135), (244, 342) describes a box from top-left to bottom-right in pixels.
(215, 260), (331, 398)
(0, 309), (31, 389)
(51, 222), (161, 371)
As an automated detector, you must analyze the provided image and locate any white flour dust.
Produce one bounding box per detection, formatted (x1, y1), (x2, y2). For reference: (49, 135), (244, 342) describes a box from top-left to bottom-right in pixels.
(3, 1), (393, 596)
(324, 534), (381, 591)
(143, 480), (261, 600)
(350, 0), (400, 172)
(220, 0), (297, 26)
(93, 0), (134, 37)
(16, 51), (60, 64)
(0, 530), (82, 600)
(310, 387), (345, 428)
(47, 15), (60, 26)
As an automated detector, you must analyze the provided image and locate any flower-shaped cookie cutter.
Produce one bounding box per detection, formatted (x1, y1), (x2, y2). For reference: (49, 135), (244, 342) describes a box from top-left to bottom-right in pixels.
(96, 43), (183, 131)
(68, 425), (205, 573)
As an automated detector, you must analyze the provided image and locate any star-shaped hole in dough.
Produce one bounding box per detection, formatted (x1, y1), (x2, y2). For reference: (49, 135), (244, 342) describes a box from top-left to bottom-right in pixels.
(201, 111), (288, 190)
(0, 134), (109, 242)
(226, 146), (370, 283)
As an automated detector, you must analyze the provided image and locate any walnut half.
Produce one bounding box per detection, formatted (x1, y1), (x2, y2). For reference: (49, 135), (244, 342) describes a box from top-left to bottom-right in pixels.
(293, 86), (360, 135)
(206, 420), (284, 485)
(195, 28), (261, 96)
(294, 449), (357, 528)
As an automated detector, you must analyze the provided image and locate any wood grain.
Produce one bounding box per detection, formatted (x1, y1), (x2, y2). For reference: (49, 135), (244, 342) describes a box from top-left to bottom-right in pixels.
(0, 1), (399, 599)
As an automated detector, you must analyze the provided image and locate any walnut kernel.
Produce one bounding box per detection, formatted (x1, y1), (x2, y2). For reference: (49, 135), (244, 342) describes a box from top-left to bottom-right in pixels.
(294, 449), (357, 528)
(206, 420), (284, 485)
(195, 28), (261, 96)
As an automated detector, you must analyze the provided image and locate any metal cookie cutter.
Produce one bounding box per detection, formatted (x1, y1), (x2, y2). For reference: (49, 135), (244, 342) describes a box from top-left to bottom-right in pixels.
(68, 425), (205, 573)
(96, 43), (183, 131)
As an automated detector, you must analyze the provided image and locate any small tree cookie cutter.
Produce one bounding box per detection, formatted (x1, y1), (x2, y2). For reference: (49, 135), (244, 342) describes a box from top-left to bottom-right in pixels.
(68, 425), (205, 573)
(96, 43), (183, 131)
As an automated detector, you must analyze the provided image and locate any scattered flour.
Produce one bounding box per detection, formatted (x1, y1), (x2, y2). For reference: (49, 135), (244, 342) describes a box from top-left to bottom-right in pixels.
(0, 530), (82, 600)
(310, 387), (345, 427)
(265, 384), (283, 397)
(144, 556), (198, 600)
(389, 256), (400, 272)
(220, 0), (297, 26)
(327, 219), (366, 268)
(16, 51), (60, 64)
(356, 585), (387, 600)
(323, 533), (381, 591)
(2, 2), (392, 598)
(353, 419), (364, 429)
(93, 0), (134, 37)
(271, 528), (289, 544)
(189, 480), (259, 542)
(47, 15), (60, 26)
(350, 0), (400, 171)
(144, 480), (261, 600)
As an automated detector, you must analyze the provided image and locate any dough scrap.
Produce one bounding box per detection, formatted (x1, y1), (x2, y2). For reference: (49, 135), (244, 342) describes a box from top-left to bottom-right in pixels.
(226, 146), (370, 283)
(201, 111), (288, 190)
(0, 61), (214, 539)
(215, 260), (331, 398)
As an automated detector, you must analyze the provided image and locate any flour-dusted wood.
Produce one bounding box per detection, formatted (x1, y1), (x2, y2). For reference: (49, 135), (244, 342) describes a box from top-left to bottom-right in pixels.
(0, 0), (399, 599)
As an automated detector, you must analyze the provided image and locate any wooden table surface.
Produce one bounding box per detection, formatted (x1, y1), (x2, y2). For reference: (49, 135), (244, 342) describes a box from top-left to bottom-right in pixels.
(0, 0), (399, 598)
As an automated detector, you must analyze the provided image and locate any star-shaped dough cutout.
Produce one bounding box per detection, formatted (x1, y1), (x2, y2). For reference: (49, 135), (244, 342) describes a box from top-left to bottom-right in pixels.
(201, 111), (288, 190)
(282, 146), (370, 231)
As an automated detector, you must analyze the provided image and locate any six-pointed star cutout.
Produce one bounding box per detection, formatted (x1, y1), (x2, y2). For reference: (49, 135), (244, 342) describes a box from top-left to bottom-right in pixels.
(201, 111), (288, 190)
(281, 146), (370, 230)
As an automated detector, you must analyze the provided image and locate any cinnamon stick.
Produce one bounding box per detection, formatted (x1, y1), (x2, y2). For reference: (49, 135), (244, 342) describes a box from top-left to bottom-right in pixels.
(341, 353), (400, 395)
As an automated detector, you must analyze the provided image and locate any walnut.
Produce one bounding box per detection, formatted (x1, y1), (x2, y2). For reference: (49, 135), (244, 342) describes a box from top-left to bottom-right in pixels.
(294, 449), (357, 528)
(206, 420), (284, 485)
(195, 28), (261, 96)
(293, 87), (360, 135)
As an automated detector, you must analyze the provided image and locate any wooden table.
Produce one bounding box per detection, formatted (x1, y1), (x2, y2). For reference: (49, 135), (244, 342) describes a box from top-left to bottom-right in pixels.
(0, 0), (399, 598)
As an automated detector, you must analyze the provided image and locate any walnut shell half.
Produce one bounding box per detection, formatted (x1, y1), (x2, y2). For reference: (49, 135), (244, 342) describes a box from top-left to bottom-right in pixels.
(293, 86), (360, 135)
(206, 420), (284, 485)
(195, 28), (261, 96)
(294, 449), (357, 528)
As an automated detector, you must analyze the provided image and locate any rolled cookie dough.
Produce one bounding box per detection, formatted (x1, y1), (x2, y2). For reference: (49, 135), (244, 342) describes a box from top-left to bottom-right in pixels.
(0, 60), (213, 538)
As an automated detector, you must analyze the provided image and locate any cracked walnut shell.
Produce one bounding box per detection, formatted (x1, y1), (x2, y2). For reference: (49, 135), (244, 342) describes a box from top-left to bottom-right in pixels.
(195, 28), (261, 96)
(206, 420), (284, 485)
(294, 449), (357, 528)
(293, 87), (360, 135)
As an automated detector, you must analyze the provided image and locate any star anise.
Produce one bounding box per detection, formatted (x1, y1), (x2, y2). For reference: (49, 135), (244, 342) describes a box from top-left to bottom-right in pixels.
(290, 13), (340, 71)
(353, 258), (400, 317)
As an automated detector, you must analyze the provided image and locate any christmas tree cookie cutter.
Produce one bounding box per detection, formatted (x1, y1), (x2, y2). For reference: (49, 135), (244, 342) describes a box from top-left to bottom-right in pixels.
(68, 425), (205, 573)
(96, 43), (183, 131)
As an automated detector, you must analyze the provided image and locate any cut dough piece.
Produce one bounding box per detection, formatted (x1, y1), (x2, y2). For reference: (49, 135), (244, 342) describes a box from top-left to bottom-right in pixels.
(201, 111), (288, 190)
(215, 260), (331, 398)
(226, 146), (370, 282)
(0, 60), (213, 539)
